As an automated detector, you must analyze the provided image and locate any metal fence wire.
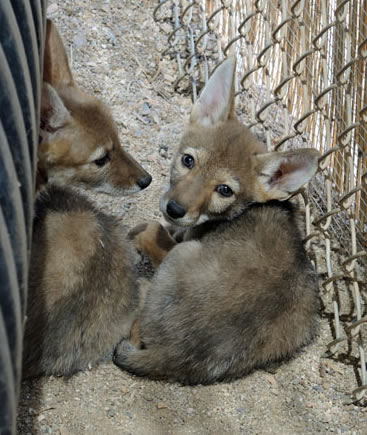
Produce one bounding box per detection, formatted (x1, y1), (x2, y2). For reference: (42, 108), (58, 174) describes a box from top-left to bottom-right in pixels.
(153, 0), (367, 401)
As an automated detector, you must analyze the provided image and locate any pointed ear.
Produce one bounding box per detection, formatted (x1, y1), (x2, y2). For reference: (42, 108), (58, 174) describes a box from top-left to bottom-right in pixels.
(190, 57), (236, 127)
(43, 19), (74, 86)
(40, 83), (71, 131)
(253, 149), (320, 201)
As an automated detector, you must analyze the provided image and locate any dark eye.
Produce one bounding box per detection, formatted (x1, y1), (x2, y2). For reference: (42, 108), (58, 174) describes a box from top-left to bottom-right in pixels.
(181, 154), (195, 169)
(94, 152), (110, 167)
(216, 184), (233, 197)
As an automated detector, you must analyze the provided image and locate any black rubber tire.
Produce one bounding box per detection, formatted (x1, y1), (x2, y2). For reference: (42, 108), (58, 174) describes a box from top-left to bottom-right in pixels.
(0, 1), (47, 433)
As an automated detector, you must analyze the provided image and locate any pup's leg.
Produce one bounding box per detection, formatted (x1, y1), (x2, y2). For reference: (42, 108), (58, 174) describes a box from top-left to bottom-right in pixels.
(129, 277), (151, 348)
(128, 221), (177, 267)
(129, 318), (141, 348)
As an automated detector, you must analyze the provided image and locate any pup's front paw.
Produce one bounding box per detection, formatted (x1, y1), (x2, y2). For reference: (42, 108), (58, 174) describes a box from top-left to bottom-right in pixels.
(128, 221), (177, 267)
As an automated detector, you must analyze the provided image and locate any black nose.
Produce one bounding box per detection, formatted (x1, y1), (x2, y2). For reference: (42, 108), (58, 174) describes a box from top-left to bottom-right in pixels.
(137, 174), (152, 189)
(166, 200), (186, 219)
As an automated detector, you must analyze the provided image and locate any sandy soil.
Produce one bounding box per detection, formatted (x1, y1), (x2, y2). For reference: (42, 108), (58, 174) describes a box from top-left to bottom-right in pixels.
(17, 0), (367, 433)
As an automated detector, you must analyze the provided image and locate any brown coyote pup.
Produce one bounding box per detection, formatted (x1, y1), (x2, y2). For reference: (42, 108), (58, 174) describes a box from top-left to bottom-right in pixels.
(23, 185), (140, 378)
(22, 21), (151, 378)
(114, 58), (320, 385)
(38, 19), (151, 193)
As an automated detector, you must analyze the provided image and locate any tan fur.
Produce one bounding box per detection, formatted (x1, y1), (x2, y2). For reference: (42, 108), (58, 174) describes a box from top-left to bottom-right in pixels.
(129, 221), (177, 268)
(23, 186), (139, 378)
(39, 20), (151, 195)
(115, 58), (320, 385)
(23, 20), (151, 377)
(40, 211), (99, 303)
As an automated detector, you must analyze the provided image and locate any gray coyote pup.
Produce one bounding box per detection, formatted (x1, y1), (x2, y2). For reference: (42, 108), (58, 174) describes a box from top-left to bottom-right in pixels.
(114, 58), (320, 385)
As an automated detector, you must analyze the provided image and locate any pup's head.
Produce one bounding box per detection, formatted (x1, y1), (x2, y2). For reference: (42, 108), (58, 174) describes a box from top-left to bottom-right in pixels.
(160, 57), (319, 226)
(39, 19), (151, 195)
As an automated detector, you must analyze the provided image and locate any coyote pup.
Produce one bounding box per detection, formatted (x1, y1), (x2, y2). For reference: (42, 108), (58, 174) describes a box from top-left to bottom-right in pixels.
(114, 58), (320, 385)
(23, 185), (139, 378)
(38, 19), (151, 193)
(22, 21), (151, 378)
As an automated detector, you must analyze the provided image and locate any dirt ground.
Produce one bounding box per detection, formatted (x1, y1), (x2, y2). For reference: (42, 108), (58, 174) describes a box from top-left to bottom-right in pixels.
(17, 0), (367, 433)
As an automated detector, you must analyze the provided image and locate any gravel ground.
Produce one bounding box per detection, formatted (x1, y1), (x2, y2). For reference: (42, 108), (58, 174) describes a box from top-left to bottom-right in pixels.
(17, 0), (367, 433)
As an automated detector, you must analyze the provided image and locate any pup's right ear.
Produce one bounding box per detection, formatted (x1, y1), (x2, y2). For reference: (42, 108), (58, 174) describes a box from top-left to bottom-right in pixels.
(40, 83), (71, 132)
(43, 19), (74, 86)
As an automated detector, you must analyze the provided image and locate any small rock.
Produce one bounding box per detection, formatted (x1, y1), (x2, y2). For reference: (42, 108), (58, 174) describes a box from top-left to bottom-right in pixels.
(143, 395), (153, 401)
(263, 373), (277, 386)
(321, 413), (332, 423)
(141, 102), (151, 116)
(120, 385), (129, 394)
(135, 129), (143, 137)
(47, 3), (58, 15)
(312, 384), (323, 393)
(107, 409), (116, 418)
(322, 381), (330, 390)
(157, 402), (169, 409)
(73, 32), (88, 49)
(159, 145), (168, 158)
(105, 28), (117, 45)
(164, 73), (175, 83)
(151, 113), (160, 124)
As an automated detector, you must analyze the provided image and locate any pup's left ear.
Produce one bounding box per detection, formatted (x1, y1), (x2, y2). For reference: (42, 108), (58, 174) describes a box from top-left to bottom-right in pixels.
(252, 149), (320, 201)
(40, 83), (71, 131)
(190, 57), (236, 127)
(43, 19), (74, 87)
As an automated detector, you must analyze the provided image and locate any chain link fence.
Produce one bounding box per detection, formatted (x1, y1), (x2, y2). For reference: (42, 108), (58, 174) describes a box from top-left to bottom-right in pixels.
(153, 0), (367, 402)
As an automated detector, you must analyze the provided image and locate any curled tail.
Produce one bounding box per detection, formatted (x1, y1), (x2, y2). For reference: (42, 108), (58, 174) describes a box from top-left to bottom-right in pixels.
(113, 339), (235, 385)
(113, 340), (167, 380)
